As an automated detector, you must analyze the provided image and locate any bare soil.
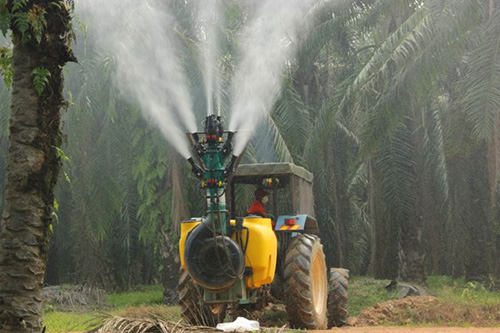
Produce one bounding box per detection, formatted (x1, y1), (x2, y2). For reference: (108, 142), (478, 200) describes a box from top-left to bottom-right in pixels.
(314, 328), (500, 332)
(310, 296), (500, 332)
(351, 296), (500, 327)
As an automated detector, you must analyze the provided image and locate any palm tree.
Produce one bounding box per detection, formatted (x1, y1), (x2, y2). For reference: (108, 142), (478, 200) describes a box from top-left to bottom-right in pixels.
(0, 0), (75, 330)
(332, 0), (499, 281)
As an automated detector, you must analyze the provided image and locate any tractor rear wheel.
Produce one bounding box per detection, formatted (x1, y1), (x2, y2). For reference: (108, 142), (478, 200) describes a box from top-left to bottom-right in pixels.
(178, 267), (226, 326)
(327, 267), (349, 327)
(284, 234), (328, 329)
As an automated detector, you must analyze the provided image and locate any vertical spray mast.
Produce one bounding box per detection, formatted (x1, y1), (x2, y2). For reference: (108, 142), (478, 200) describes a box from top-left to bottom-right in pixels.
(187, 115), (237, 234)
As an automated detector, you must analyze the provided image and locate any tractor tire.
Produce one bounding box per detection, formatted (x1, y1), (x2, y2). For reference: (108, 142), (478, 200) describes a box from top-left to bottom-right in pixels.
(284, 234), (328, 330)
(327, 267), (349, 327)
(178, 267), (226, 326)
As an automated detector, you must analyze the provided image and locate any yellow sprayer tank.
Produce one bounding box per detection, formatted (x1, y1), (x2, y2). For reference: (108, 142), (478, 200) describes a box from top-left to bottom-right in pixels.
(232, 217), (278, 289)
(180, 217), (277, 289)
(179, 219), (201, 269)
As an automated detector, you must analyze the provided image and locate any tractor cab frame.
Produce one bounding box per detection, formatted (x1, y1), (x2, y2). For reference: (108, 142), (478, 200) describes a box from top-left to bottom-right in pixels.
(229, 162), (319, 234)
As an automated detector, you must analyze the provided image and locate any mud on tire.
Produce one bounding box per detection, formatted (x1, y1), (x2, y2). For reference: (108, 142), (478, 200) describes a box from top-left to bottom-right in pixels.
(178, 267), (226, 326)
(284, 234), (328, 330)
(327, 267), (349, 327)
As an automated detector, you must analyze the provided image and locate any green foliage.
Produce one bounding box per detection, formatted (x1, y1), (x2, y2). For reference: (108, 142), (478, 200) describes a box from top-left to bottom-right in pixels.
(31, 66), (50, 96)
(12, 0), (29, 12)
(13, 12), (28, 41)
(0, 0), (53, 43)
(0, 46), (11, 88)
(0, 1), (9, 38)
(462, 10), (500, 141)
(27, 5), (47, 43)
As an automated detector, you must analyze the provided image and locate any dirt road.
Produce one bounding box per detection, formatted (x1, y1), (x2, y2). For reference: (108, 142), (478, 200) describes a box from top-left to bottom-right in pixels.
(312, 328), (500, 333)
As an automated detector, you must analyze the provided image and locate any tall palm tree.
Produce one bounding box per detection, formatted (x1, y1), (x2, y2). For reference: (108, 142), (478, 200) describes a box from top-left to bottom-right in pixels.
(0, 0), (75, 330)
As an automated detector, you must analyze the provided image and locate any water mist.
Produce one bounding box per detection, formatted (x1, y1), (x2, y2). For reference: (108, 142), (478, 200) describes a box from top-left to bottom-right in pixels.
(229, 0), (317, 156)
(193, 0), (223, 117)
(78, 0), (197, 158)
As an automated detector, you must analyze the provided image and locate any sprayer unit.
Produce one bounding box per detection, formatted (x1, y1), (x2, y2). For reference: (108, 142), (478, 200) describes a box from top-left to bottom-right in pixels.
(178, 115), (344, 330)
(182, 115), (246, 300)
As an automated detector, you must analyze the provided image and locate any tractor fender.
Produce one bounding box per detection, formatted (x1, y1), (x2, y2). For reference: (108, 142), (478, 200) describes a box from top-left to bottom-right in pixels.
(274, 214), (320, 234)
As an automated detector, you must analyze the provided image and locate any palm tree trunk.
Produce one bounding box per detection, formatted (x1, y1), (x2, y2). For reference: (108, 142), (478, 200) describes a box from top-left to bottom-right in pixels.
(161, 153), (188, 303)
(0, 2), (74, 330)
(398, 111), (426, 283)
(368, 159), (398, 280)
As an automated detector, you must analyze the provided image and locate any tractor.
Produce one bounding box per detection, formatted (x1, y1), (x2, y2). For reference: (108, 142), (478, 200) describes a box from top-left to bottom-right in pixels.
(178, 115), (348, 329)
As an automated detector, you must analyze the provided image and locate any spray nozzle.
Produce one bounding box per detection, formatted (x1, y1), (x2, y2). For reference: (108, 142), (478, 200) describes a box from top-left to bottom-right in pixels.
(191, 132), (205, 157)
(222, 131), (234, 156)
(224, 155), (238, 178)
(205, 115), (223, 142)
(187, 157), (204, 179)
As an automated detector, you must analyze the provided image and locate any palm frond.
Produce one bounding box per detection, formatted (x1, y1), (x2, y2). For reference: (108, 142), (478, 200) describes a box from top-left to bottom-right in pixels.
(375, 123), (417, 220)
(270, 75), (310, 164)
(462, 9), (500, 141)
(344, 5), (428, 105)
(422, 103), (449, 203)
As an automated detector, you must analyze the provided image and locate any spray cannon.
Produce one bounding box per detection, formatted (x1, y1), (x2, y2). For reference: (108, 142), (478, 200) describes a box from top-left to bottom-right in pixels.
(183, 115), (245, 292)
(187, 115), (239, 183)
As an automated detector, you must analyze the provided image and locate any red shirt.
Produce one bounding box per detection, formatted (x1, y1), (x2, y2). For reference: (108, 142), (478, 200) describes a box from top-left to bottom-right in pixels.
(248, 200), (267, 217)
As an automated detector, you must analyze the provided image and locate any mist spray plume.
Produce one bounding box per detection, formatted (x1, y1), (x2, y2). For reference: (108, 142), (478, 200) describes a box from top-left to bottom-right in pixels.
(193, 0), (223, 117)
(78, 0), (196, 158)
(229, 0), (317, 156)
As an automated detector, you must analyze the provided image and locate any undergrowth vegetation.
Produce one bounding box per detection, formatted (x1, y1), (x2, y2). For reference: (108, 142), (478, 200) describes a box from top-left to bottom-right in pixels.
(43, 285), (169, 332)
(43, 277), (500, 332)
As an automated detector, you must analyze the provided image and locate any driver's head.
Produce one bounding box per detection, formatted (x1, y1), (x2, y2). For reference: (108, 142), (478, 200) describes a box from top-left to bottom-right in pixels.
(254, 189), (269, 204)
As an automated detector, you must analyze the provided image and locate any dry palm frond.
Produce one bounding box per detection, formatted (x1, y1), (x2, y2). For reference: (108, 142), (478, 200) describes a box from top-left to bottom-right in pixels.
(97, 316), (219, 333)
(96, 314), (288, 333)
(43, 285), (108, 311)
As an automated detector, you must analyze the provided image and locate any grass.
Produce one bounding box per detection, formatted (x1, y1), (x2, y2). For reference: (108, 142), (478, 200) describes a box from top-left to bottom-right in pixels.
(348, 275), (500, 317)
(349, 276), (500, 327)
(43, 276), (500, 332)
(43, 311), (103, 332)
(44, 285), (165, 333)
(427, 275), (500, 307)
(348, 276), (400, 316)
(108, 285), (163, 308)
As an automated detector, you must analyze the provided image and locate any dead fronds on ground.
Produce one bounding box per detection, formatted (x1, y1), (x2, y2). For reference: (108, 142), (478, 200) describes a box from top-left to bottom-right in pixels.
(116, 305), (181, 321)
(95, 311), (288, 333)
(97, 316), (219, 333)
(43, 285), (108, 311)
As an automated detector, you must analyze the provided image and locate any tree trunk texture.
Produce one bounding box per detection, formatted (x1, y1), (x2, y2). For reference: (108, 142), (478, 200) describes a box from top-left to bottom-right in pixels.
(161, 153), (187, 304)
(331, 127), (353, 268)
(398, 110), (426, 283)
(327, 147), (343, 267)
(484, 0), (500, 278)
(465, 143), (493, 281)
(0, 1), (74, 331)
(368, 160), (398, 280)
(448, 143), (494, 280)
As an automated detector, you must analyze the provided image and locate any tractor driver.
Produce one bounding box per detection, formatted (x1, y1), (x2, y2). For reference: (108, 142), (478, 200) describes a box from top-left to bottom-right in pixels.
(248, 189), (275, 225)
